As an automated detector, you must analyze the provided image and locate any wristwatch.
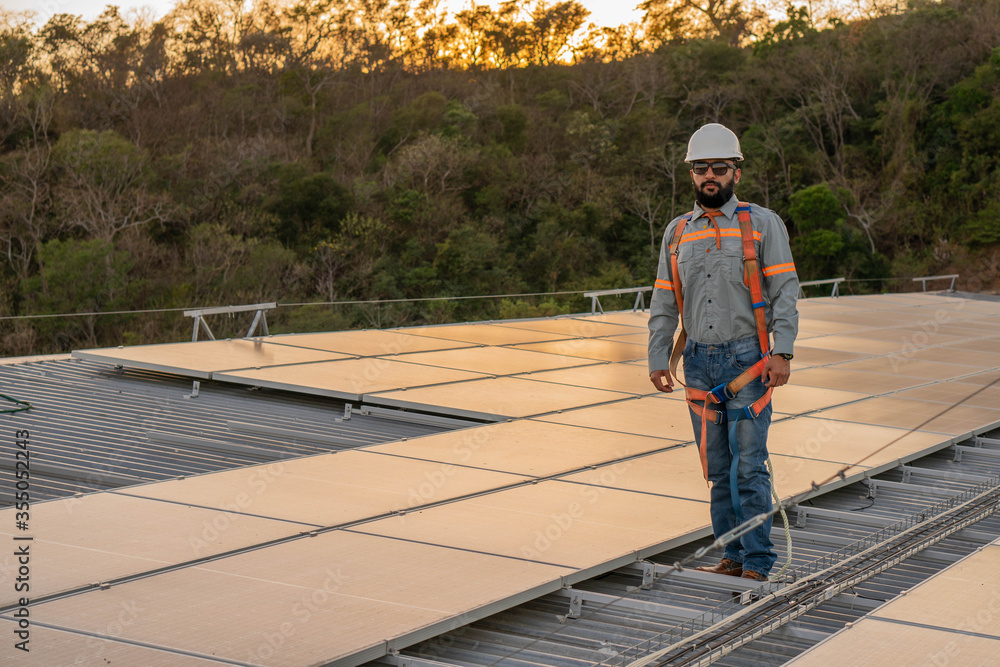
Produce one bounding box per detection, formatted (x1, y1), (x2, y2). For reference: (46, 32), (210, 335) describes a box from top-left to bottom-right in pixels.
(777, 353), (793, 361)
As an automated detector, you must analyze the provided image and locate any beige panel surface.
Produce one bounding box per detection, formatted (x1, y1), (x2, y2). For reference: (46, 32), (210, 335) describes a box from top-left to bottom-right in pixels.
(366, 376), (630, 420)
(215, 357), (487, 399)
(122, 452), (527, 526)
(813, 396), (1000, 436)
(872, 544), (1000, 636)
(907, 345), (1000, 367)
(392, 345), (592, 375)
(402, 323), (570, 345)
(953, 369), (1000, 386)
(605, 332), (649, 345)
(516, 362), (659, 395)
(851, 327), (968, 346)
(796, 319), (871, 335)
(263, 330), (469, 356)
(362, 480), (709, 567)
(0, 622), (220, 667)
(537, 395), (702, 442)
(558, 447), (867, 504)
(790, 367), (927, 393)
(790, 346), (870, 367)
(766, 417), (950, 468)
(894, 381), (1000, 409)
(497, 318), (641, 338)
(770, 384), (870, 415)
(31, 531), (570, 667)
(833, 356), (974, 380)
(0, 492), (301, 605)
(795, 335), (916, 355)
(513, 338), (648, 362)
(786, 618), (1000, 666)
(944, 336), (1000, 353)
(572, 311), (650, 328)
(74, 339), (349, 379)
(366, 420), (683, 476)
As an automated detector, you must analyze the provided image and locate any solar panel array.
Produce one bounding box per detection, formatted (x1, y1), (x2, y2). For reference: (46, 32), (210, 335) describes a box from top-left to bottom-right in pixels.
(786, 537), (1000, 665)
(3, 294), (997, 665)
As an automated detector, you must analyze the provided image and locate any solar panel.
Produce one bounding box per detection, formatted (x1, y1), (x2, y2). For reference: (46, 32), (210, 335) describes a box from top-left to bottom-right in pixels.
(361, 480), (710, 568)
(0, 492), (301, 606)
(811, 396), (1000, 436)
(570, 311), (650, 328)
(386, 345), (593, 375)
(364, 420), (684, 476)
(213, 357), (488, 400)
(770, 384), (871, 414)
(791, 346), (872, 367)
(559, 448), (868, 505)
(537, 395), (709, 441)
(121, 451), (528, 526)
(512, 338), (648, 362)
(260, 329), (470, 356)
(894, 381), (1000, 409)
(366, 376), (631, 420)
(28, 530), (571, 667)
(833, 357), (975, 380)
(0, 622), (223, 665)
(790, 367), (929, 393)
(786, 618), (1000, 666)
(765, 416), (955, 468)
(496, 317), (643, 338)
(870, 544), (1000, 633)
(401, 322), (572, 345)
(515, 362), (659, 395)
(73, 339), (349, 379)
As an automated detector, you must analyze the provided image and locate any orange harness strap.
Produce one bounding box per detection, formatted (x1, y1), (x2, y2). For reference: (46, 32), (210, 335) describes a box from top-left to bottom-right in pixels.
(664, 203), (773, 482)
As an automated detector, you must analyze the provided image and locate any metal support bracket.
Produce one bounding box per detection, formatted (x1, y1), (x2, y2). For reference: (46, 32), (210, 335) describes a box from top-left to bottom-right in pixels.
(566, 588), (583, 619)
(184, 302), (277, 342)
(795, 507), (808, 528)
(583, 286), (653, 314)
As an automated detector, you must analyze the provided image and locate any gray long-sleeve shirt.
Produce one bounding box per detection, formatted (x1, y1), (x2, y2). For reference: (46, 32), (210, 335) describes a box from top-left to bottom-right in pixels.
(647, 195), (799, 373)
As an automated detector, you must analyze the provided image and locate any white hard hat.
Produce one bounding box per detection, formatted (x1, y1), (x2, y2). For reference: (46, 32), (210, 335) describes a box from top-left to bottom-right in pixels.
(685, 123), (743, 162)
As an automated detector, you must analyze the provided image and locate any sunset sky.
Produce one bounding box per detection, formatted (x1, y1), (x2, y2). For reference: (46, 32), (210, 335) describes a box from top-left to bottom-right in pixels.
(0, 0), (645, 27)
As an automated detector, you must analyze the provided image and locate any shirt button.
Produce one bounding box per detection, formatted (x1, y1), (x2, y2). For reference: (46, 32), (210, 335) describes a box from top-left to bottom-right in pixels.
(708, 299), (712, 303)
(707, 274), (712, 278)
(709, 325), (713, 329)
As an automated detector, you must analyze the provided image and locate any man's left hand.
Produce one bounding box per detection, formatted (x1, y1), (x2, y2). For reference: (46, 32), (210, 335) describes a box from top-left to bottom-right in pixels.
(762, 355), (791, 388)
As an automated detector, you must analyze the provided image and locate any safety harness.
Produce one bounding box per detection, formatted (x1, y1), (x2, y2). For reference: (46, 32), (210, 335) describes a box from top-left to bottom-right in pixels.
(666, 202), (773, 521)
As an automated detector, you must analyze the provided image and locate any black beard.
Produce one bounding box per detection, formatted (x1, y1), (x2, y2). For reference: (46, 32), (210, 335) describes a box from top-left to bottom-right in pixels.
(694, 179), (735, 209)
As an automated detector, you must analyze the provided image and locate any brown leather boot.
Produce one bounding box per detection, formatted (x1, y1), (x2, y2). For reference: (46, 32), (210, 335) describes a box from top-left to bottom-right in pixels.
(741, 569), (768, 582)
(694, 558), (743, 577)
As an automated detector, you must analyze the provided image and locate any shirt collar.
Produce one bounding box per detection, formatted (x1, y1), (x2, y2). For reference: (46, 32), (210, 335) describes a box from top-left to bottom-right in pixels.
(692, 195), (739, 222)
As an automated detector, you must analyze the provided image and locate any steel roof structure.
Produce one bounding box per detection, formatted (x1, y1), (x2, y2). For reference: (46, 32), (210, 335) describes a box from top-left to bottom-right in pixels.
(0, 292), (998, 666)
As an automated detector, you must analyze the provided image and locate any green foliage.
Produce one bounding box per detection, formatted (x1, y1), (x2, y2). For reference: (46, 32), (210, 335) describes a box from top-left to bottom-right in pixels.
(4, 0), (1000, 354)
(264, 166), (354, 249)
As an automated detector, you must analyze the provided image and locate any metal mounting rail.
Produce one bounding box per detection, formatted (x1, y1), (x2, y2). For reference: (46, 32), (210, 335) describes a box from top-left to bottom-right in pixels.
(183, 302), (276, 342)
(797, 278), (844, 298)
(913, 273), (959, 292)
(610, 474), (1000, 667)
(584, 287), (653, 314)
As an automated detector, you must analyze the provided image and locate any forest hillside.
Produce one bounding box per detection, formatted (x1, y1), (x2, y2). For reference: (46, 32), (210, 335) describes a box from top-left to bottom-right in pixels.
(2, 0), (999, 354)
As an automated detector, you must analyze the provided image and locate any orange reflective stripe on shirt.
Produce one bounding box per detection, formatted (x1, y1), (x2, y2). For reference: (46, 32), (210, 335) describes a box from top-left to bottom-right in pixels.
(762, 262), (796, 277)
(654, 278), (673, 290)
(679, 229), (762, 244)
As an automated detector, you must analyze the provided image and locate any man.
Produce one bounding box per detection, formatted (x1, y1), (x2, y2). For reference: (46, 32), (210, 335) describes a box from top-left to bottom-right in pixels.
(648, 123), (799, 582)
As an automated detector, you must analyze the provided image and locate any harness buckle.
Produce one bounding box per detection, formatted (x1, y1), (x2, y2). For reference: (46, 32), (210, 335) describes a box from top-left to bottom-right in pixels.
(751, 300), (766, 309)
(709, 382), (734, 404)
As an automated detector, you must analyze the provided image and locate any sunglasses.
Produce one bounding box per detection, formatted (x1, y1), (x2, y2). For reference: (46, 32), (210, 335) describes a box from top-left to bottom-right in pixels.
(691, 162), (736, 176)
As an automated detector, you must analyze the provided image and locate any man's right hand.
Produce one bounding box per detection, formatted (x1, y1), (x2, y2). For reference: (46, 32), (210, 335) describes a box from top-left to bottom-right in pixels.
(650, 369), (674, 393)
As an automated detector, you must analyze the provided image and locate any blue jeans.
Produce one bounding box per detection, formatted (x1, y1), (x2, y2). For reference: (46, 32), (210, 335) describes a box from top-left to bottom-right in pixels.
(683, 335), (776, 576)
